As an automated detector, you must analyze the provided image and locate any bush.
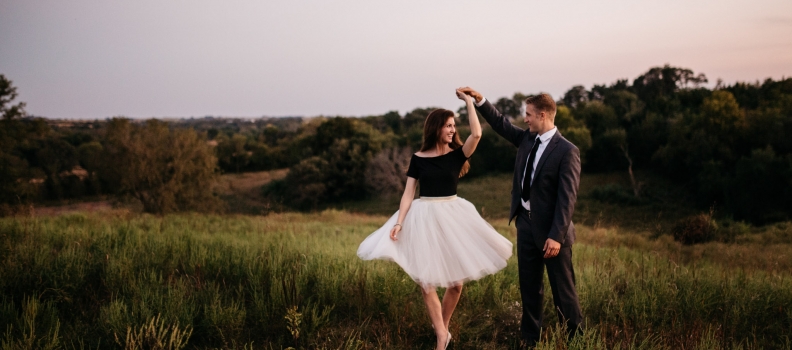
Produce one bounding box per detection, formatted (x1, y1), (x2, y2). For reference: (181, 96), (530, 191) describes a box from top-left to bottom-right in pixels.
(100, 118), (222, 214)
(364, 147), (411, 197)
(672, 213), (717, 245)
(263, 118), (392, 210)
(715, 218), (751, 243)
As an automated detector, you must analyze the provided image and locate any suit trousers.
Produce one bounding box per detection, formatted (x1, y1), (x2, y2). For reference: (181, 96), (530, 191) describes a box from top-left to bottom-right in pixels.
(515, 208), (583, 343)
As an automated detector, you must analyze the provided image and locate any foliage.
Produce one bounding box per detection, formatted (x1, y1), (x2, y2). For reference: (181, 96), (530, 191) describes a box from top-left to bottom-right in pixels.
(113, 315), (192, 350)
(672, 213), (717, 245)
(0, 296), (61, 350)
(3, 66), (792, 223)
(466, 127), (518, 177)
(364, 147), (412, 197)
(0, 74), (36, 213)
(559, 65), (792, 224)
(265, 117), (396, 209)
(100, 118), (221, 214)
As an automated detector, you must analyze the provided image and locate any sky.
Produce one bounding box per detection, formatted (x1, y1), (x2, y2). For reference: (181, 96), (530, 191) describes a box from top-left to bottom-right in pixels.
(1, 0), (791, 119)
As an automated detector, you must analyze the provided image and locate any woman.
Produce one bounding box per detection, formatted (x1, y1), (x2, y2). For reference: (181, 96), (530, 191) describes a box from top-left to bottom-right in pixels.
(357, 89), (513, 350)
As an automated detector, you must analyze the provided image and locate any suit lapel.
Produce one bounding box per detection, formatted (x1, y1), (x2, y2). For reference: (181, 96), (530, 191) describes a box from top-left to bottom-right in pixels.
(530, 132), (561, 190)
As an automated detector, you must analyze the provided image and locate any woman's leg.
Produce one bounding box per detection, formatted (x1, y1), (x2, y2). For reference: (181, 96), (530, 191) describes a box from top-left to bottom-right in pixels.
(441, 283), (463, 330)
(421, 286), (449, 350)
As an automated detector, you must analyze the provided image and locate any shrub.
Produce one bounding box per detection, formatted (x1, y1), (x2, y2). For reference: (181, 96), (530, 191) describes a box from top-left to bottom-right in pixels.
(714, 218), (751, 243)
(263, 118), (391, 210)
(100, 118), (222, 214)
(364, 147), (412, 197)
(672, 213), (717, 244)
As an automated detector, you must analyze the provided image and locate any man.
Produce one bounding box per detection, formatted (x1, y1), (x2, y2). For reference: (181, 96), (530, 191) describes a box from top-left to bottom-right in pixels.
(459, 87), (583, 347)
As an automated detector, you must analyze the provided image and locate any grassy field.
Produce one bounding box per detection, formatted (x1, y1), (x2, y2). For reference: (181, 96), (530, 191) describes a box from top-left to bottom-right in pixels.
(1, 171), (791, 349)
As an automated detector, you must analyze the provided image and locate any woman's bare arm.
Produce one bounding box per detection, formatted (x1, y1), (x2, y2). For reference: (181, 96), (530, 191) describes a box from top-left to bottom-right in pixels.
(458, 89), (482, 157)
(390, 177), (418, 241)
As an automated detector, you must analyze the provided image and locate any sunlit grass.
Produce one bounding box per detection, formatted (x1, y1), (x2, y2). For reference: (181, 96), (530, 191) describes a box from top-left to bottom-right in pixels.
(1, 211), (790, 349)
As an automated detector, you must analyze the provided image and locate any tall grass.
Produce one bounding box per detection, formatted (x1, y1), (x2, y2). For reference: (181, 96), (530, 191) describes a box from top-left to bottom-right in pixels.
(0, 211), (790, 349)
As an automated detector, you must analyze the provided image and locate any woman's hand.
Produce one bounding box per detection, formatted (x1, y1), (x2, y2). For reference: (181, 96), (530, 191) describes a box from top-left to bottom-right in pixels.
(389, 224), (402, 241)
(456, 89), (472, 103)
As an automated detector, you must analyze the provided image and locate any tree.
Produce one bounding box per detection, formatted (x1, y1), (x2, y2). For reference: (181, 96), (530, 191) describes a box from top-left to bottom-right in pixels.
(632, 65), (707, 113)
(266, 118), (391, 209)
(216, 134), (250, 173)
(0, 75), (37, 213)
(382, 111), (402, 133)
(35, 138), (79, 199)
(0, 74), (25, 122)
(494, 97), (519, 119)
(562, 85), (589, 109)
(731, 147), (792, 223)
(100, 118), (221, 214)
(403, 108), (437, 130)
(554, 105), (592, 165)
(602, 128), (640, 196)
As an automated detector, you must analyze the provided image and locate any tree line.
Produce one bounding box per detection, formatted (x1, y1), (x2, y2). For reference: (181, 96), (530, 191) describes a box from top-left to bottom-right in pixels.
(1, 66), (790, 223)
(558, 66), (792, 224)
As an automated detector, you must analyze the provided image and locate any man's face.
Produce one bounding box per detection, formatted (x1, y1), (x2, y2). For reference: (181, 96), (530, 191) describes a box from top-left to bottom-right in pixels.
(523, 103), (543, 133)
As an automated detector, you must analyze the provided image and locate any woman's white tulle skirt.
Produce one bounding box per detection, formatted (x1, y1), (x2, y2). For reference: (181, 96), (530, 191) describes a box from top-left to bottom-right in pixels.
(357, 196), (513, 289)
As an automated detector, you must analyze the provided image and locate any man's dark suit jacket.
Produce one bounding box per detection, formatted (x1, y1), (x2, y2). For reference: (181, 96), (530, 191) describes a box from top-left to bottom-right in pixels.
(477, 100), (581, 249)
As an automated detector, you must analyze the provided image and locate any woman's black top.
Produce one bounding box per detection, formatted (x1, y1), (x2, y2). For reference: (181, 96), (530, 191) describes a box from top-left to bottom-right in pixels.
(406, 147), (469, 197)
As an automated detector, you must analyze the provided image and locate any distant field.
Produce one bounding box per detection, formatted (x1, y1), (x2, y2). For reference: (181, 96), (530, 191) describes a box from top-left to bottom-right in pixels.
(1, 211), (790, 349)
(218, 169), (289, 215)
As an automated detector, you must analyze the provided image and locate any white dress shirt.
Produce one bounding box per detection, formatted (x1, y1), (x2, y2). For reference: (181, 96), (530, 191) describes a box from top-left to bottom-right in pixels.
(521, 127), (557, 210)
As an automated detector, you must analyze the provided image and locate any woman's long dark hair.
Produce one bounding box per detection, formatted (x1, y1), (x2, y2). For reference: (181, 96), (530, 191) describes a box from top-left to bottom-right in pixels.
(419, 109), (470, 177)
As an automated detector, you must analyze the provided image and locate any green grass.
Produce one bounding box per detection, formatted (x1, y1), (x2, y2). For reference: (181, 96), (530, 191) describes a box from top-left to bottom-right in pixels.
(1, 210), (791, 349)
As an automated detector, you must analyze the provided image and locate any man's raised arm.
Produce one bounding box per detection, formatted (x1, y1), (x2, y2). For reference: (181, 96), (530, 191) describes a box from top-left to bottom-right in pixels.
(458, 87), (524, 147)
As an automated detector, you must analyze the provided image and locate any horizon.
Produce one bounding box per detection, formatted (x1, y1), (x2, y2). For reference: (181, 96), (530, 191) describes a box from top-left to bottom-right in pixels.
(26, 71), (790, 121)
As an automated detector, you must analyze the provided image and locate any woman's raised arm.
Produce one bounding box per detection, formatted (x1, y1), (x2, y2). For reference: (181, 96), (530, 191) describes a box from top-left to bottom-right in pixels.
(458, 89), (482, 158)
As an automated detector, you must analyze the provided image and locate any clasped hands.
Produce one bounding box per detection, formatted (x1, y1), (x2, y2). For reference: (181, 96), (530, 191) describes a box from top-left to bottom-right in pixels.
(456, 88), (472, 103)
(457, 87), (483, 103)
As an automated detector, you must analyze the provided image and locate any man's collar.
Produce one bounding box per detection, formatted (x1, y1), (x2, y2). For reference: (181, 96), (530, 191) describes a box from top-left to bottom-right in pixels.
(536, 127), (557, 143)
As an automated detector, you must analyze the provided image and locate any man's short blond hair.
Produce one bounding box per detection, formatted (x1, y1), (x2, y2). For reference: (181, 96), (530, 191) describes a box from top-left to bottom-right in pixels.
(525, 93), (557, 120)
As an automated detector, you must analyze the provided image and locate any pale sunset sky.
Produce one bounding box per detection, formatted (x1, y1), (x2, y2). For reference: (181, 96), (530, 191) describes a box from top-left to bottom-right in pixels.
(1, 0), (791, 119)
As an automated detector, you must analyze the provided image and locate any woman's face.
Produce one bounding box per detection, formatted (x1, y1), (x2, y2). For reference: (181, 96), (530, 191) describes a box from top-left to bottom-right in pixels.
(440, 117), (456, 145)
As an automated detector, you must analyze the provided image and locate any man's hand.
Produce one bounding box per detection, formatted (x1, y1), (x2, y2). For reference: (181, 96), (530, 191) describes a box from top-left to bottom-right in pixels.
(457, 87), (483, 104)
(543, 238), (561, 258)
